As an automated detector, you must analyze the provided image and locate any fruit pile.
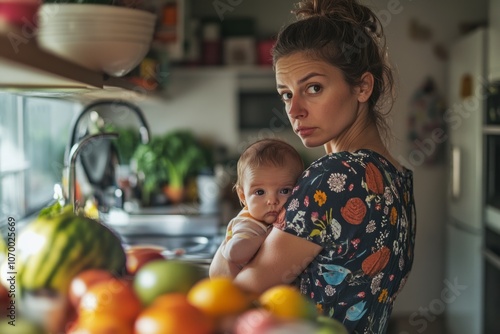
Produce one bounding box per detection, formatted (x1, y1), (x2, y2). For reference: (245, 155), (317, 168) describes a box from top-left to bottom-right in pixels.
(65, 263), (348, 334)
(0, 204), (348, 334)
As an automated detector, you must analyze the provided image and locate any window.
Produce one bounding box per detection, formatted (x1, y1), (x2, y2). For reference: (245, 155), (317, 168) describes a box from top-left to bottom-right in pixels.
(0, 93), (80, 225)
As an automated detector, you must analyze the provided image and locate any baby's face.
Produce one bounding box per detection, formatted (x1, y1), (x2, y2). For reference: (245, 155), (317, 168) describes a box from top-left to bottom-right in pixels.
(238, 165), (297, 224)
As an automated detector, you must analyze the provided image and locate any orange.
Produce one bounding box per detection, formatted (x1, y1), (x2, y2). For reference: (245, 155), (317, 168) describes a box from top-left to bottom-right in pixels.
(134, 293), (214, 334)
(67, 314), (134, 334)
(78, 278), (142, 324)
(187, 277), (251, 318)
(258, 285), (317, 320)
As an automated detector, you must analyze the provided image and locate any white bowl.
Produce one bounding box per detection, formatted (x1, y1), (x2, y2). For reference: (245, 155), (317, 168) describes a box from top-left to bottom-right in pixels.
(39, 3), (156, 21)
(38, 18), (155, 30)
(38, 23), (154, 36)
(38, 15), (156, 27)
(37, 32), (153, 44)
(38, 39), (151, 77)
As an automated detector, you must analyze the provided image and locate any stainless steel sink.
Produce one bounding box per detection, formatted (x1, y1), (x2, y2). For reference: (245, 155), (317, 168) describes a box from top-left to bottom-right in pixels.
(100, 204), (224, 263)
(101, 204), (221, 237)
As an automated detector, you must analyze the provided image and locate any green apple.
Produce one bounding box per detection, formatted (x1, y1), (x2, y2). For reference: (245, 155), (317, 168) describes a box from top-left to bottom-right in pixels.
(315, 315), (348, 334)
(133, 259), (206, 306)
(0, 317), (46, 334)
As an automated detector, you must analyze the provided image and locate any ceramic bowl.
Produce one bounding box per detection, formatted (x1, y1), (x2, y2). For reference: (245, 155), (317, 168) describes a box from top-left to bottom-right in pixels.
(38, 3), (156, 22)
(37, 22), (154, 36)
(38, 38), (151, 77)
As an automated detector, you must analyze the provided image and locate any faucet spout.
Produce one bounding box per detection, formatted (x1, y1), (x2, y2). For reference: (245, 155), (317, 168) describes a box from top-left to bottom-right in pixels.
(68, 133), (119, 213)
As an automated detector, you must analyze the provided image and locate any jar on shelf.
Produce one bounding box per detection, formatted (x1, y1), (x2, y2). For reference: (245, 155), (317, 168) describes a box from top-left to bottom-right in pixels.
(202, 22), (222, 66)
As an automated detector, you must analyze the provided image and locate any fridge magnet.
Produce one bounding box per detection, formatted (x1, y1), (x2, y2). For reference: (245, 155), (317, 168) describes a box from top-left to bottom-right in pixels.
(460, 73), (473, 99)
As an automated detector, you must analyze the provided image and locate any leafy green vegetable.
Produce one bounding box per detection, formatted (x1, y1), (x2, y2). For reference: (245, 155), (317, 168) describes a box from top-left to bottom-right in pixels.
(102, 124), (142, 165)
(132, 130), (213, 204)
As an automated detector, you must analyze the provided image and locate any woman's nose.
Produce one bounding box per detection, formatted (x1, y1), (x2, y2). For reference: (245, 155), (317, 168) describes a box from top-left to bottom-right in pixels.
(287, 96), (306, 119)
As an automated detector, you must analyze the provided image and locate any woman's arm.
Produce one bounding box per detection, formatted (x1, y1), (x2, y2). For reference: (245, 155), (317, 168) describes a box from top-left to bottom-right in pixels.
(209, 243), (242, 278)
(222, 234), (267, 266)
(233, 228), (322, 294)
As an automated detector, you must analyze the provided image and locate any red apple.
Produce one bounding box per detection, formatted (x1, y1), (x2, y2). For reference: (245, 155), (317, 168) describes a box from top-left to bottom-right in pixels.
(68, 269), (115, 308)
(0, 283), (10, 317)
(126, 245), (165, 275)
(234, 308), (280, 334)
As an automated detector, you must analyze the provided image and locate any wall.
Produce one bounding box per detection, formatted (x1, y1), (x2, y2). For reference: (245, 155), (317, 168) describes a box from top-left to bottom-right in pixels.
(136, 68), (239, 150)
(139, 0), (487, 321)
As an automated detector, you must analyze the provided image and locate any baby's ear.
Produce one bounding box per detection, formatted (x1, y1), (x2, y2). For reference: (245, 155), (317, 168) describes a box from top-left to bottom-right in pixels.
(236, 186), (246, 206)
(357, 72), (374, 103)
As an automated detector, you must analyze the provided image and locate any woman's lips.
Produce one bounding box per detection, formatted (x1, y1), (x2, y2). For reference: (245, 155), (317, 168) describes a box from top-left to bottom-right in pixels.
(296, 127), (315, 137)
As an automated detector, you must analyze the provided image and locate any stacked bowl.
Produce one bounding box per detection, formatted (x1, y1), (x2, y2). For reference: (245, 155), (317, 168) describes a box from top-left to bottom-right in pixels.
(36, 4), (156, 77)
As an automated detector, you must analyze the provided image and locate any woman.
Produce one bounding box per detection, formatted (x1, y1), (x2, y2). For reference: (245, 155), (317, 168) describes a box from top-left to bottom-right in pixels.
(209, 0), (416, 332)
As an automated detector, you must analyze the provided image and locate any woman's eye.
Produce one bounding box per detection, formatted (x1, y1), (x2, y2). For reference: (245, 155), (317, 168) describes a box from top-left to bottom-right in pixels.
(306, 84), (321, 94)
(255, 189), (265, 196)
(280, 92), (292, 101)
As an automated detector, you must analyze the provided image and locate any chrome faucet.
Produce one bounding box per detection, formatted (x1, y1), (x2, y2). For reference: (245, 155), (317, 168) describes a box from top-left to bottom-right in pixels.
(68, 133), (119, 213)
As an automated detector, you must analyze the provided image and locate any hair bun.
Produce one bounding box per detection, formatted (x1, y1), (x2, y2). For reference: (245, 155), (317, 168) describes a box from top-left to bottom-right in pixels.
(294, 0), (380, 35)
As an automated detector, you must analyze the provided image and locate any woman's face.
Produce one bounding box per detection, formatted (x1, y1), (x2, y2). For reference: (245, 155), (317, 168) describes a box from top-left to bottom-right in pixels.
(275, 52), (366, 152)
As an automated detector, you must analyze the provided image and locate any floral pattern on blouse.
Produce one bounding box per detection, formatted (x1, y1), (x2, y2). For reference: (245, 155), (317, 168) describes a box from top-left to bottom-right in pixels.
(279, 150), (416, 334)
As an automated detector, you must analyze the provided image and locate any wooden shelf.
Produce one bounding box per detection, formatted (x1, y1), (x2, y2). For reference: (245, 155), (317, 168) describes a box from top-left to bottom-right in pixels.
(0, 30), (136, 93)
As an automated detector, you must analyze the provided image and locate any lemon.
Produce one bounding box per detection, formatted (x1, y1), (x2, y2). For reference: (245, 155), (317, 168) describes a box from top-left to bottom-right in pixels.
(83, 199), (99, 220)
(187, 277), (251, 318)
(259, 285), (317, 321)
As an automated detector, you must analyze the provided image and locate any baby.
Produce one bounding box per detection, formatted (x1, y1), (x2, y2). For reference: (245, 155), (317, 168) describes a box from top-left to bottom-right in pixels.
(220, 138), (304, 270)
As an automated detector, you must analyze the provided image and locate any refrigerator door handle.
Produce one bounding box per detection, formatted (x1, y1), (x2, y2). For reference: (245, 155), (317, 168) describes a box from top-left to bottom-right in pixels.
(483, 249), (500, 270)
(451, 146), (461, 201)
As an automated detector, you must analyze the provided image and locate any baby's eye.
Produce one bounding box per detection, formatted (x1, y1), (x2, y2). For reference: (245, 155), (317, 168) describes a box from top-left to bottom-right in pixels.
(280, 92), (292, 102)
(306, 84), (321, 94)
(255, 189), (265, 196)
(280, 188), (292, 195)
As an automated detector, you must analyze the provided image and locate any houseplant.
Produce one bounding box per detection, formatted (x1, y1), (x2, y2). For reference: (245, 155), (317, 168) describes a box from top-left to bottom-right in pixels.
(132, 130), (213, 205)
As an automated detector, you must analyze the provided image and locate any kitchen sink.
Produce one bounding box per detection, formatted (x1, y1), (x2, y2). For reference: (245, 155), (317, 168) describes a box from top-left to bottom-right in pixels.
(100, 204), (224, 263)
(101, 204), (222, 236)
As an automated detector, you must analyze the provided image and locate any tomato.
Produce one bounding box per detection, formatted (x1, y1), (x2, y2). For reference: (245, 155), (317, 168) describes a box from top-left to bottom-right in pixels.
(68, 269), (115, 308)
(125, 245), (165, 275)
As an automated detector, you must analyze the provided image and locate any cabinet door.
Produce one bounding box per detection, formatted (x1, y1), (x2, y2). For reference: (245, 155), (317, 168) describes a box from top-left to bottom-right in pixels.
(489, 0), (500, 81)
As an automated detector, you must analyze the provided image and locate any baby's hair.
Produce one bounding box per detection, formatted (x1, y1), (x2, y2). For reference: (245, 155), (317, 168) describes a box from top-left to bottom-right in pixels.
(272, 0), (395, 142)
(235, 138), (304, 192)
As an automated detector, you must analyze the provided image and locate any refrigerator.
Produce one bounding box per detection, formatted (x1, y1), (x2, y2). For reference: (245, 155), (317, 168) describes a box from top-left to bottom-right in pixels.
(445, 28), (485, 334)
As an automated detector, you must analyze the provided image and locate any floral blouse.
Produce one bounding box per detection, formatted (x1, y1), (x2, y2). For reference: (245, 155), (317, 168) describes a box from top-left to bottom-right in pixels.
(277, 149), (416, 334)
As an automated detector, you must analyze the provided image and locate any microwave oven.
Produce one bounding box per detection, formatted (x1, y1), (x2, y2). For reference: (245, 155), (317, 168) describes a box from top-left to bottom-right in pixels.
(237, 69), (291, 130)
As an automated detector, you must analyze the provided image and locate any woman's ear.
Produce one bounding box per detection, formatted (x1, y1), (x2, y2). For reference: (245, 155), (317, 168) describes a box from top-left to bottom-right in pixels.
(357, 72), (374, 103)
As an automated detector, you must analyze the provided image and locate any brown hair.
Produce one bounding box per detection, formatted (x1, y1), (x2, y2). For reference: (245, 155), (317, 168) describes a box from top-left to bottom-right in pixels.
(272, 0), (395, 139)
(235, 138), (304, 191)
